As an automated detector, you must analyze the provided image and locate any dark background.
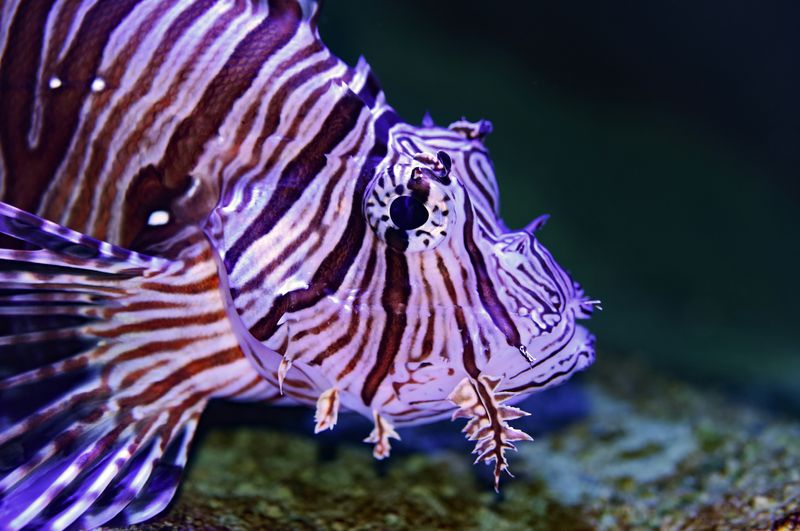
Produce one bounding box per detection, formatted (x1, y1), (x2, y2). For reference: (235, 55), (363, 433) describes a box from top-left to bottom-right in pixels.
(318, 2), (799, 412)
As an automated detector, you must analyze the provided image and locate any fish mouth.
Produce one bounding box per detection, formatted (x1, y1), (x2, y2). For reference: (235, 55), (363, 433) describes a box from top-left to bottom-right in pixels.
(503, 324), (596, 393)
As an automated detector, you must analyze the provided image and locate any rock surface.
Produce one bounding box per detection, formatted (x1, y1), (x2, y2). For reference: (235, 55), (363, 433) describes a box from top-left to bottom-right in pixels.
(117, 355), (800, 530)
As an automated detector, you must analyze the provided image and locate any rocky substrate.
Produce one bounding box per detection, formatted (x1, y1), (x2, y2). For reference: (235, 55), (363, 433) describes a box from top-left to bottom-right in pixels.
(117, 355), (800, 530)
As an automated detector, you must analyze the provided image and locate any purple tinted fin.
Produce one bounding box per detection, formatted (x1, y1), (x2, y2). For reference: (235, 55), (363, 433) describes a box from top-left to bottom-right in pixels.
(0, 202), (252, 529)
(104, 420), (197, 527)
(524, 214), (550, 234)
(0, 201), (160, 266)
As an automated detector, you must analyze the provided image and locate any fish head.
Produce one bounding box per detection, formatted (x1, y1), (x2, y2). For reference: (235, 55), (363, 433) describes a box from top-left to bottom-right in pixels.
(344, 118), (597, 423)
(211, 109), (596, 428)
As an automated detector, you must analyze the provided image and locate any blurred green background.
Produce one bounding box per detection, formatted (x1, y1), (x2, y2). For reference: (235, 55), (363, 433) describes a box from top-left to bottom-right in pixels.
(318, 2), (799, 412)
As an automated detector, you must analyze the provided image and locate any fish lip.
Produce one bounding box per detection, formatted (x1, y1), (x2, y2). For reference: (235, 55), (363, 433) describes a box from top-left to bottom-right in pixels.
(506, 325), (596, 382)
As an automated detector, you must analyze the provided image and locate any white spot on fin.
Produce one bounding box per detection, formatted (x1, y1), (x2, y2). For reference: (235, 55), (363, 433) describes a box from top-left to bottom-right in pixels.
(91, 77), (106, 92)
(146, 210), (170, 226)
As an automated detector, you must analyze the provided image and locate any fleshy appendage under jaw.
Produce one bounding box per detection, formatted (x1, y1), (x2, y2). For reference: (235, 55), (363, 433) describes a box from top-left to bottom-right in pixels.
(446, 323), (595, 490)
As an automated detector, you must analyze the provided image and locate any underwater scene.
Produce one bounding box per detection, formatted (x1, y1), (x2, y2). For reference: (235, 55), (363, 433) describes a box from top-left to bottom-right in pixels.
(0, 1), (797, 530)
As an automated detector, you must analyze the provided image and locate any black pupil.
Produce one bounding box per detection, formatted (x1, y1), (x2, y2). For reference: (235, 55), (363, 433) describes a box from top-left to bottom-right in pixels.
(389, 195), (429, 230)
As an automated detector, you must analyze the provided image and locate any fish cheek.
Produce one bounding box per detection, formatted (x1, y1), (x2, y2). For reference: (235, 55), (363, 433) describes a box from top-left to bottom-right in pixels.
(393, 361), (463, 410)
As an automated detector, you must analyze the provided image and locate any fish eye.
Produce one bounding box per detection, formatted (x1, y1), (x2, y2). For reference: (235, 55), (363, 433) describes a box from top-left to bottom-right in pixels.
(364, 166), (454, 252)
(389, 195), (428, 230)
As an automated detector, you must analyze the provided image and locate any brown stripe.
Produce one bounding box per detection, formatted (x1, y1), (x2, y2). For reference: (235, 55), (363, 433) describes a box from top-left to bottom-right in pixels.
(244, 113), (396, 340)
(1, 0), (141, 212)
(0, 0), (60, 209)
(104, 299), (182, 316)
(291, 312), (338, 342)
(59, 0), (186, 235)
(92, 309), (227, 337)
(464, 151), (498, 214)
(224, 53), (339, 208)
(156, 391), (210, 448)
(236, 104), (370, 298)
(120, 358), (171, 388)
(158, 0), (301, 192)
(505, 350), (592, 394)
(335, 312), (373, 382)
(243, 111), (395, 341)
(462, 193), (521, 348)
(118, 346), (242, 409)
(2, 383), (111, 445)
(226, 86), (365, 270)
(436, 255), (480, 378)
(111, 336), (203, 364)
(310, 246), (378, 366)
(214, 40), (326, 209)
(139, 271), (219, 294)
(230, 375), (265, 398)
(409, 254), (435, 363)
(361, 246), (410, 406)
(97, 0), (222, 241)
(241, 107), (373, 338)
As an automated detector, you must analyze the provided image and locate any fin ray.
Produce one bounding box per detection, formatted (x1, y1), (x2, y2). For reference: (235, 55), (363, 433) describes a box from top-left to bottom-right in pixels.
(0, 202), (258, 528)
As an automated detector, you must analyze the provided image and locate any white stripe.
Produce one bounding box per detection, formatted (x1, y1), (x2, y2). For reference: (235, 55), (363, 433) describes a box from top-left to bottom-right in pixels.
(56, 0), (102, 63)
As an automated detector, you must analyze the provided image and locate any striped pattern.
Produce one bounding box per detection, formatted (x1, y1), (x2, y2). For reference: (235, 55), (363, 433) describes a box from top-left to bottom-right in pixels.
(0, 0), (323, 247)
(214, 118), (597, 426)
(0, 203), (276, 528)
(0, 0), (597, 524)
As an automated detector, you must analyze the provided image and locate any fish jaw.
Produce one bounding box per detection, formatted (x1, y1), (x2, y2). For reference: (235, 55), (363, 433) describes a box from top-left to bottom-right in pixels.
(243, 292), (594, 419)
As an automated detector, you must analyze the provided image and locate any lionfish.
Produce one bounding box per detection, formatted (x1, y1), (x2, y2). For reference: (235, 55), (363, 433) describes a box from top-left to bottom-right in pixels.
(0, 0), (597, 528)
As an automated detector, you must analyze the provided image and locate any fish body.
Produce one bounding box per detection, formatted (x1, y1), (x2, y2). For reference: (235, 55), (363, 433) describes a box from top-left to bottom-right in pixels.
(0, 1), (596, 528)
